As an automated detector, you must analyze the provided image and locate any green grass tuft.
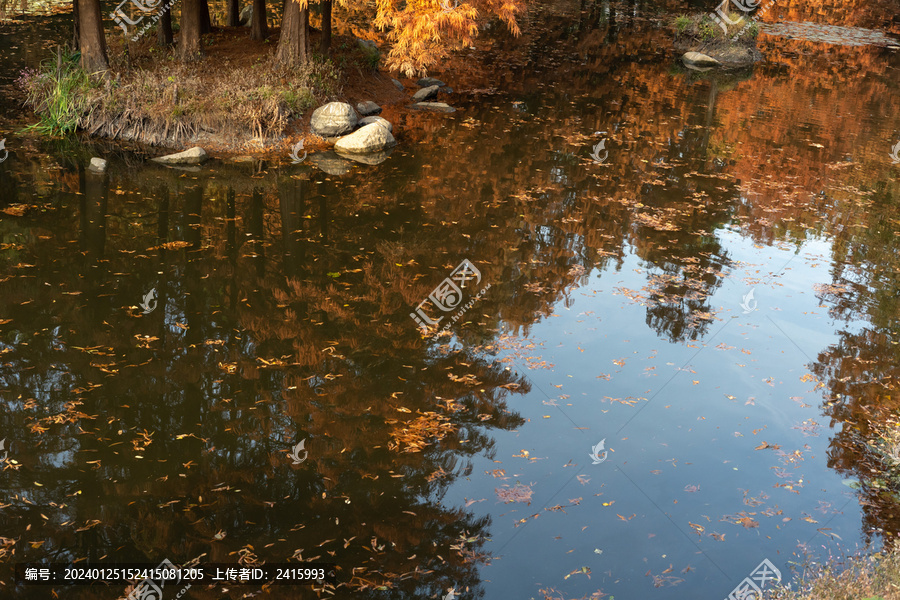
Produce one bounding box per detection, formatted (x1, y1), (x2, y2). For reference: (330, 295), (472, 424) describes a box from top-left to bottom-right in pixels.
(18, 47), (99, 137)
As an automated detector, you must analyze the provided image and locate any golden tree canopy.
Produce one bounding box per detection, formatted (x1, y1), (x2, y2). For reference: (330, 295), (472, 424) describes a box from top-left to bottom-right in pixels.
(374, 0), (524, 76)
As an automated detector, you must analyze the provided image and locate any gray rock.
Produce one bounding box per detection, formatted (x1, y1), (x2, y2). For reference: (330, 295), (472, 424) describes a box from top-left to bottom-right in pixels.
(357, 39), (377, 52)
(411, 102), (456, 113)
(391, 78), (404, 91)
(335, 147), (393, 166)
(411, 85), (440, 102)
(356, 101), (382, 116)
(308, 151), (352, 176)
(439, 87), (453, 94)
(239, 5), (252, 26)
(682, 51), (720, 67)
(310, 102), (359, 137)
(334, 123), (396, 154)
(151, 146), (208, 165)
(416, 77), (445, 88)
(88, 157), (107, 172)
(359, 116), (393, 133)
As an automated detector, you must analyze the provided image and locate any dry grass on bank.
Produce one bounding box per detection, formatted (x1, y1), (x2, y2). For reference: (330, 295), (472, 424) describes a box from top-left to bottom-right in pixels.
(18, 27), (392, 149)
(767, 547), (900, 600)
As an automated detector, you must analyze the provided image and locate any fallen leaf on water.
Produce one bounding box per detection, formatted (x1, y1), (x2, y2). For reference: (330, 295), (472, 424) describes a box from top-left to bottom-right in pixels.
(755, 441), (781, 450)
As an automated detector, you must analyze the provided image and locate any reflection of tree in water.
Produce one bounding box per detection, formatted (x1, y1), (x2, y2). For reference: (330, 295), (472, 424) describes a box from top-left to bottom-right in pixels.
(808, 180), (900, 546)
(0, 164), (534, 598)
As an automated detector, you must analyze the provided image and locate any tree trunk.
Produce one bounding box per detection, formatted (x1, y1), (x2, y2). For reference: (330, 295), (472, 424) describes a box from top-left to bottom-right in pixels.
(73, 0), (80, 49)
(200, 0), (212, 34)
(179, 0), (202, 60)
(250, 0), (268, 40)
(226, 0), (240, 27)
(320, 0), (331, 54)
(76, 0), (108, 72)
(275, 0), (308, 65)
(158, 4), (173, 46)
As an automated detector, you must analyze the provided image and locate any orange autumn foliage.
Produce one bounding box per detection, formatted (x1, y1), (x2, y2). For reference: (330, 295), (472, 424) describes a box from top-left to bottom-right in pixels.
(374, 0), (525, 76)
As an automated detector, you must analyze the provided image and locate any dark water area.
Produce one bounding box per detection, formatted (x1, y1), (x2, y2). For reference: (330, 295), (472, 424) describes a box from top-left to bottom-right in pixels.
(1, 0), (900, 599)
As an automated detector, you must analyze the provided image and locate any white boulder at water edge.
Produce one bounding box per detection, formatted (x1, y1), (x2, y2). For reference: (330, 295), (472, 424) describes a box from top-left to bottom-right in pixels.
(334, 123), (396, 154)
(681, 51), (720, 67)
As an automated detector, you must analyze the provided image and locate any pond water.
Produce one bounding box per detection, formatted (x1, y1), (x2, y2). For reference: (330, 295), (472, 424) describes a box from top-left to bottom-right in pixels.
(1, 1), (900, 599)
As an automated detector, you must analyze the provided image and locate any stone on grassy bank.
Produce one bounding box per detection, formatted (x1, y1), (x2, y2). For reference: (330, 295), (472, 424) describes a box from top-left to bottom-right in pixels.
(357, 101), (382, 116)
(311, 102), (359, 137)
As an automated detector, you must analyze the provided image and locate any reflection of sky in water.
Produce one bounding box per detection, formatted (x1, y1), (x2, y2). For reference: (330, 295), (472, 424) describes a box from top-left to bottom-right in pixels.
(455, 233), (866, 599)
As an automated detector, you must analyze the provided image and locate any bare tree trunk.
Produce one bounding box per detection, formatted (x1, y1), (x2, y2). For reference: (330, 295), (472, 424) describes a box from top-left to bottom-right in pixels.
(158, 5), (174, 46)
(200, 0), (212, 33)
(275, 0), (308, 65)
(73, 0), (80, 49)
(76, 0), (108, 72)
(250, 0), (268, 39)
(226, 0), (240, 26)
(320, 0), (331, 54)
(179, 0), (202, 60)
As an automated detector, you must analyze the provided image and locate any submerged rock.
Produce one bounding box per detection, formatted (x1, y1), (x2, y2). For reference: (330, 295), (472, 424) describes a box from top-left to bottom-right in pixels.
(416, 77), (445, 88)
(412, 85), (440, 102)
(151, 146), (208, 165)
(309, 151), (353, 176)
(358, 116), (393, 133)
(334, 123), (396, 154)
(391, 78), (404, 91)
(311, 102), (359, 137)
(411, 102), (456, 113)
(335, 147), (393, 166)
(682, 51), (720, 67)
(88, 157), (107, 172)
(356, 101), (382, 116)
